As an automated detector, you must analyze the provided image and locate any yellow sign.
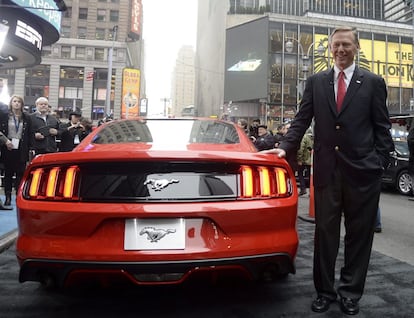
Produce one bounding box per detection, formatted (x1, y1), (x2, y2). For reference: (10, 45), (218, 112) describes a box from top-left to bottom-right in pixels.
(121, 68), (140, 119)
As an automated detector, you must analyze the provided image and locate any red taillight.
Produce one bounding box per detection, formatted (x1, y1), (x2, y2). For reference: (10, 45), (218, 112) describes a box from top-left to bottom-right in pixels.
(25, 165), (80, 200)
(240, 165), (291, 198)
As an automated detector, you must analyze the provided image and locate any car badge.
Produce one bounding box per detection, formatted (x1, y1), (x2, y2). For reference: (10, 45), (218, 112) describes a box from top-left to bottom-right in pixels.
(144, 178), (179, 191)
(139, 227), (176, 243)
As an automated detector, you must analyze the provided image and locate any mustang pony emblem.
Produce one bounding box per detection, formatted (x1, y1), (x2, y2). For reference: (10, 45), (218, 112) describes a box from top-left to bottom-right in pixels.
(139, 227), (176, 242)
(144, 178), (179, 191)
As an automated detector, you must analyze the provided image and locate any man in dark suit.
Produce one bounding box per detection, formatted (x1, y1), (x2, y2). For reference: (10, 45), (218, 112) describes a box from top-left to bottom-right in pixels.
(263, 27), (394, 315)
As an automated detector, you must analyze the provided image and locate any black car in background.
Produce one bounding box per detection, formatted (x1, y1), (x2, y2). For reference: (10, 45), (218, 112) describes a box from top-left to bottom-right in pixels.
(382, 139), (412, 195)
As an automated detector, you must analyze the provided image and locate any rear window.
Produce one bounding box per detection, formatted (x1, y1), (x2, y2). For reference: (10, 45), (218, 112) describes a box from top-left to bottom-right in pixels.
(92, 119), (240, 145)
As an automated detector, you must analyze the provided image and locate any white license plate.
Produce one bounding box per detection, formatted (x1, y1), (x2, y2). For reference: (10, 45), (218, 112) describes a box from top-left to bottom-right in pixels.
(124, 218), (185, 250)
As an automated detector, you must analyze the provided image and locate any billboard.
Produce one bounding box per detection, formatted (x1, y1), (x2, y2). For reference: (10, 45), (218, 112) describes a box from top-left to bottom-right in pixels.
(121, 68), (141, 119)
(224, 17), (269, 102)
(314, 34), (414, 88)
(10, 0), (62, 36)
(130, 0), (142, 40)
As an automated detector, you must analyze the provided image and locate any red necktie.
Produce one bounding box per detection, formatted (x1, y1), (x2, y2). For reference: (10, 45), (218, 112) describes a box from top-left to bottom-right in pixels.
(337, 71), (346, 111)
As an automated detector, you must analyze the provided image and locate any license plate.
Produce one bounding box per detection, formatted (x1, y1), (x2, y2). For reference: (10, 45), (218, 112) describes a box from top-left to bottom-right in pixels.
(124, 218), (185, 250)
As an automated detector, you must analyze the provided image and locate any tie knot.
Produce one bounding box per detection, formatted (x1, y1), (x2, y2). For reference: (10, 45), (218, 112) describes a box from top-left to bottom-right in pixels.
(338, 71), (345, 80)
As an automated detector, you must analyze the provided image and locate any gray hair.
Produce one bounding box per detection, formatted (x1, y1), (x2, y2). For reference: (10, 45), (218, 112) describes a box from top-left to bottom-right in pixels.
(329, 26), (359, 46)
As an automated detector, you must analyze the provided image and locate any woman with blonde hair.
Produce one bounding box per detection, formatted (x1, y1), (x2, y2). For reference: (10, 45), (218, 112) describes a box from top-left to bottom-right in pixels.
(0, 95), (31, 206)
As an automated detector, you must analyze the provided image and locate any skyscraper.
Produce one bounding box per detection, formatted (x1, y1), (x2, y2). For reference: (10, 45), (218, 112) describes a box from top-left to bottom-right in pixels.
(171, 45), (195, 117)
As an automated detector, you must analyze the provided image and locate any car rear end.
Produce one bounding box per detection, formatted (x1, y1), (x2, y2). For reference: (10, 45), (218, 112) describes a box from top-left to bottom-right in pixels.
(16, 119), (298, 287)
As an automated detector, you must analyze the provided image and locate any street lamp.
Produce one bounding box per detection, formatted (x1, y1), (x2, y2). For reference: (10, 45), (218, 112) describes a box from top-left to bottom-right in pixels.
(285, 37), (325, 76)
(285, 37), (325, 110)
(106, 25), (118, 116)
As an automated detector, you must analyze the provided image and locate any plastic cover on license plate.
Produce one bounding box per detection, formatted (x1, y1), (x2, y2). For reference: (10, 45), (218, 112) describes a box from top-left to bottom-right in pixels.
(124, 218), (185, 250)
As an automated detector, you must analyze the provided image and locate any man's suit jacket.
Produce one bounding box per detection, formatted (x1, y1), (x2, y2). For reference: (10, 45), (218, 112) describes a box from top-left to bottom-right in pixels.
(280, 66), (394, 188)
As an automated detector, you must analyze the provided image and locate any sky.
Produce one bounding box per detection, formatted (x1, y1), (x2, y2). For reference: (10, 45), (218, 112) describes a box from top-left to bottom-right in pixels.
(142, 0), (198, 115)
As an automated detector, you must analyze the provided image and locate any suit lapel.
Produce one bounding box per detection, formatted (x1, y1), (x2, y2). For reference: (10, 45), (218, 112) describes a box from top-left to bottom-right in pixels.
(325, 69), (337, 115)
(339, 66), (364, 113)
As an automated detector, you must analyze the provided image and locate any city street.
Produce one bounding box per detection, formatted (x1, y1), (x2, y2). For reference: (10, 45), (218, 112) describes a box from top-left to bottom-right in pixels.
(0, 191), (413, 317)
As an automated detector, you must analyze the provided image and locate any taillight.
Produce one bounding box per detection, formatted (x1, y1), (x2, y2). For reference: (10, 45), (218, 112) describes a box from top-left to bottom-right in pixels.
(240, 165), (292, 198)
(24, 165), (80, 200)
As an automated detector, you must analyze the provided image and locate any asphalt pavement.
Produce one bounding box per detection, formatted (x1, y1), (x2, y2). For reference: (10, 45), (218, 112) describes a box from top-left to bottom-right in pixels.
(0, 195), (414, 317)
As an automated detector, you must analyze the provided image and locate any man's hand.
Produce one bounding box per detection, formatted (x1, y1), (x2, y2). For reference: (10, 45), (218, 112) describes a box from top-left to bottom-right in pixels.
(260, 148), (286, 158)
(35, 132), (44, 140)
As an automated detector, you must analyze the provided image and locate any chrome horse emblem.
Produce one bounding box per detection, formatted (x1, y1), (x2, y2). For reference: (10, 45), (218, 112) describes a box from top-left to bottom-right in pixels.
(144, 178), (179, 191)
(139, 227), (176, 242)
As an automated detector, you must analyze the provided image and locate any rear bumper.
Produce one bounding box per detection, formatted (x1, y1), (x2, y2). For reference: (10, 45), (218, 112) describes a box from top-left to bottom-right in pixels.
(19, 252), (295, 287)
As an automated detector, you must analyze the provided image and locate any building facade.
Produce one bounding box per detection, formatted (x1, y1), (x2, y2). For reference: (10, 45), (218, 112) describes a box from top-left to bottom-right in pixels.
(0, 0), (143, 122)
(196, 0), (414, 131)
(171, 45), (195, 117)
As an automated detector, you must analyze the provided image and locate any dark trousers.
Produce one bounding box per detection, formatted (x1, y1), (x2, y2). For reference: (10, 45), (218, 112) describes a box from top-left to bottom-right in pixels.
(3, 149), (26, 194)
(297, 164), (309, 192)
(313, 168), (380, 300)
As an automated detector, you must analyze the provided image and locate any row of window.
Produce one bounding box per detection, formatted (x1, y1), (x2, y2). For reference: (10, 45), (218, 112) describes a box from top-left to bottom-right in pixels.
(64, 7), (119, 22)
(25, 66), (112, 82)
(41, 45), (124, 63)
(61, 26), (117, 41)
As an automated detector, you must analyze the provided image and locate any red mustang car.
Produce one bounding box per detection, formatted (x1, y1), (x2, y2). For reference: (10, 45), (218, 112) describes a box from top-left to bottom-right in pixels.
(16, 118), (298, 288)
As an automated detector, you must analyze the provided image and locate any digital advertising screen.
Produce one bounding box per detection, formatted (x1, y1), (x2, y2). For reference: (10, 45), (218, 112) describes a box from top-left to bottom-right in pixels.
(224, 16), (269, 102)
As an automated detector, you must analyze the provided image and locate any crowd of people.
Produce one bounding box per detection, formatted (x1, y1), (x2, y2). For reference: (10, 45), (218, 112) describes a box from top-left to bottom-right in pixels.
(0, 95), (94, 209)
(237, 118), (313, 197)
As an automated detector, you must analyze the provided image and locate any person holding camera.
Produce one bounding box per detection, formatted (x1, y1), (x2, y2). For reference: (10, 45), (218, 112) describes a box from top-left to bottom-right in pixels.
(59, 110), (88, 152)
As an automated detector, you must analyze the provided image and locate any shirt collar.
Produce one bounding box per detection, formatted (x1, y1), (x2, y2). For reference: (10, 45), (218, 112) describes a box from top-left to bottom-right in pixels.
(334, 63), (355, 81)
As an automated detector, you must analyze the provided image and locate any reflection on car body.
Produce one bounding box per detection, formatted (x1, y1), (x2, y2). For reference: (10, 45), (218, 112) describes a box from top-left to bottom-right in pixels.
(381, 139), (412, 195)
(16, 118), (298, 289)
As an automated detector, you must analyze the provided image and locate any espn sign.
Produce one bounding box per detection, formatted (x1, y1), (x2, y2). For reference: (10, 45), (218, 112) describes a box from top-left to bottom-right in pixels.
(130, 0), (142, 40)
(15, 20), (42, 51)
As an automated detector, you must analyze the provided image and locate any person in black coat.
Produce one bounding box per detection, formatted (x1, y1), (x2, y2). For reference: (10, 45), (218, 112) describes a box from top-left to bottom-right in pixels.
(29, 97), (60, 155)
(263, 27), (394, 315)
(0, 95), (31, 207)
(59, 110), (90, 152)
(252, 125), (275, 151)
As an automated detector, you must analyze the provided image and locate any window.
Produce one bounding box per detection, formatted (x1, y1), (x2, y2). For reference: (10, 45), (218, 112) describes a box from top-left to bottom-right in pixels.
(26, 65), (50, 78)
(96, 28), (106, 40)
(110, 10), (119, 22)
(76, 47), (86, 59)
(61, 46), (71, 59)
(111, 0), (119, 3)
(60, 67), (84, 80)
(79, 8), (88, 19)
(64, 87), (78, 99)
(95, 48), (105, 61)
(97, 9), (106, 21)
(64, 7), (72, 18)
(59, 87), (83, 99)
(61, 26), (71, 38)
(41, 46), (52, 57)
(78, 27), (87, 39)
(25, 86), (45, 97)
(108, 29), (115, 40)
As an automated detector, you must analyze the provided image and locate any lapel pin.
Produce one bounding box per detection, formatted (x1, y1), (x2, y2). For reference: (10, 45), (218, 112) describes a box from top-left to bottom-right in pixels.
(356, 80), (361, 84)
